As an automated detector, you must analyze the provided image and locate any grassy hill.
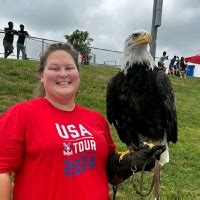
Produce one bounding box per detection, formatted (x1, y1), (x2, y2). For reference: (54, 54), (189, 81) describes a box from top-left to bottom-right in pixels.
(0, 58), (200, 199)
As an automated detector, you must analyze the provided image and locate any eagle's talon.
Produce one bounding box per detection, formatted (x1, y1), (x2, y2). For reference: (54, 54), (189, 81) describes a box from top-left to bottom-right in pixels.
(143, 142), (155, 149)
(118, 150), (131, 161)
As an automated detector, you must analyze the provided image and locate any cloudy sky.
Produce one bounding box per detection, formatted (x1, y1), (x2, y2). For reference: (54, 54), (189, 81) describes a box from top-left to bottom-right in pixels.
(0, 0), (200, 61)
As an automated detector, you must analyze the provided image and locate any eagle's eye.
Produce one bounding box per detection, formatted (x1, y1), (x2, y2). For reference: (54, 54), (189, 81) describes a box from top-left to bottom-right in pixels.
(132, 33), (139, 39)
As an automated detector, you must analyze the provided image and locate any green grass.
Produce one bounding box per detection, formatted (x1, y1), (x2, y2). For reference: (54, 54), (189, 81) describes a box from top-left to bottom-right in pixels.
(0, 58), (200, 199)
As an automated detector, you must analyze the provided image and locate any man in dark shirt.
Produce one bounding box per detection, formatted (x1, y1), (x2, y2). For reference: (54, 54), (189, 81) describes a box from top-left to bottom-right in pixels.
(3, 21), (18, 58)
(17, 24), (30, 60)
(169, 56), (177, 76)
(179, 57), (187, 79)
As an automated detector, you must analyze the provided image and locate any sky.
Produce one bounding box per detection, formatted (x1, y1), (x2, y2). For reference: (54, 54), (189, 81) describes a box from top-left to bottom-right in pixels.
(0, 0), (200, 63)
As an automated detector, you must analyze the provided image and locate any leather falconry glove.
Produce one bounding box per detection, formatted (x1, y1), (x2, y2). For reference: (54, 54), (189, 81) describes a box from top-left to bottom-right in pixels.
(107, 145), (166, 185)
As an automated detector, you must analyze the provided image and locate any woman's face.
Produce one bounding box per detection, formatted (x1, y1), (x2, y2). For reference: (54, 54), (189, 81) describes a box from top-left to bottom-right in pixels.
(40, 50), (80, 104)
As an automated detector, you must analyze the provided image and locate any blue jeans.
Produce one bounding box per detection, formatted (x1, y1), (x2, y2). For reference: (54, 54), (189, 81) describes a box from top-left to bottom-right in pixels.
(3, 39), (14, 58)
(17, 43), (26, 60)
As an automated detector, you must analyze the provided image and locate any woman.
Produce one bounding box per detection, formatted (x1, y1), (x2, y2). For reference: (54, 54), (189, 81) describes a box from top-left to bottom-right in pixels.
(0, 43), (164, 200)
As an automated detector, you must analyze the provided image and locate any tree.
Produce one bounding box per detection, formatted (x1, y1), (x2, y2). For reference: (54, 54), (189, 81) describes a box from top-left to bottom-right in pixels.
(65, 29), (94, 65)
(65, 29), (94, 55)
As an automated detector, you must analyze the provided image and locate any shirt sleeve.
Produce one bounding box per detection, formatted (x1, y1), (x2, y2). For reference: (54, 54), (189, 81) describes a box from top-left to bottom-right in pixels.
(96, 112), (116, 155)
(0, 104), (27, 173)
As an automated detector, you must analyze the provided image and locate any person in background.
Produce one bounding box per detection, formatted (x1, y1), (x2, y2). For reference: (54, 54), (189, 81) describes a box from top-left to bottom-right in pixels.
(17, 24), (30, 60)
(158, 51), (168, 72)
(169, 56), (177, 76)
(174, 56), (180, 76)
(179, 57), (187, 79)
(3, 21), (18, 58)
(0, 43), (165, 200)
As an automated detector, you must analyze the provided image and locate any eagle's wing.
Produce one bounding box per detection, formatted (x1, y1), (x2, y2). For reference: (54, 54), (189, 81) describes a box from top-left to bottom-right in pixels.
(156, 70), (177, 143)
(106, 77), (117, 125)
(106, 72), (132, 145)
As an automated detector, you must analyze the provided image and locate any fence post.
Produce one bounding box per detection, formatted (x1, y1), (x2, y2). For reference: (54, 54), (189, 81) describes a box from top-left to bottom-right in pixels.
(41, 39), (44, 54)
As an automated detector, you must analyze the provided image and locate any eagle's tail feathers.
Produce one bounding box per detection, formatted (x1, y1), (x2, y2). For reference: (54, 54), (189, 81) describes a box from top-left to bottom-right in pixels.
(159, 144), (169, 166)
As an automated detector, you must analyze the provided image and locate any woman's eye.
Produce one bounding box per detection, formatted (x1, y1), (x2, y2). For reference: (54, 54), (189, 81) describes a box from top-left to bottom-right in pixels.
(49, 65), (60, 71)
(65, 66), (75, 70)
(52, 68), (59, 71)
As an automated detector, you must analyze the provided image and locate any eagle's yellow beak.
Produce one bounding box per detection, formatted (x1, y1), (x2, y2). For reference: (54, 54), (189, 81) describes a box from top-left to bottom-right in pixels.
(135, 32), (152, 45)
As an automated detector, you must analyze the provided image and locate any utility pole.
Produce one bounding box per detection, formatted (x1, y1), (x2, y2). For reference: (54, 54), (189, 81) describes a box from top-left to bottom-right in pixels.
(150, 0), (163, 60)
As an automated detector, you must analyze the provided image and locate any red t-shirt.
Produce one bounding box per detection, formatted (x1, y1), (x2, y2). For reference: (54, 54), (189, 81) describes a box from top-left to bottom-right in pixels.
(0, 98), (116, 200)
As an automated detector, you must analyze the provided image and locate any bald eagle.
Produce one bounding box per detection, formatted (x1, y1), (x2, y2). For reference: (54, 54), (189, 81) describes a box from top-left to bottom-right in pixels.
(106, 30), (177, 166)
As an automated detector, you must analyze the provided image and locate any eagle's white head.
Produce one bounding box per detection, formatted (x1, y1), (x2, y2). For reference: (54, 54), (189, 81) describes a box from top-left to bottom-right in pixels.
(121, 29), (155, 74)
